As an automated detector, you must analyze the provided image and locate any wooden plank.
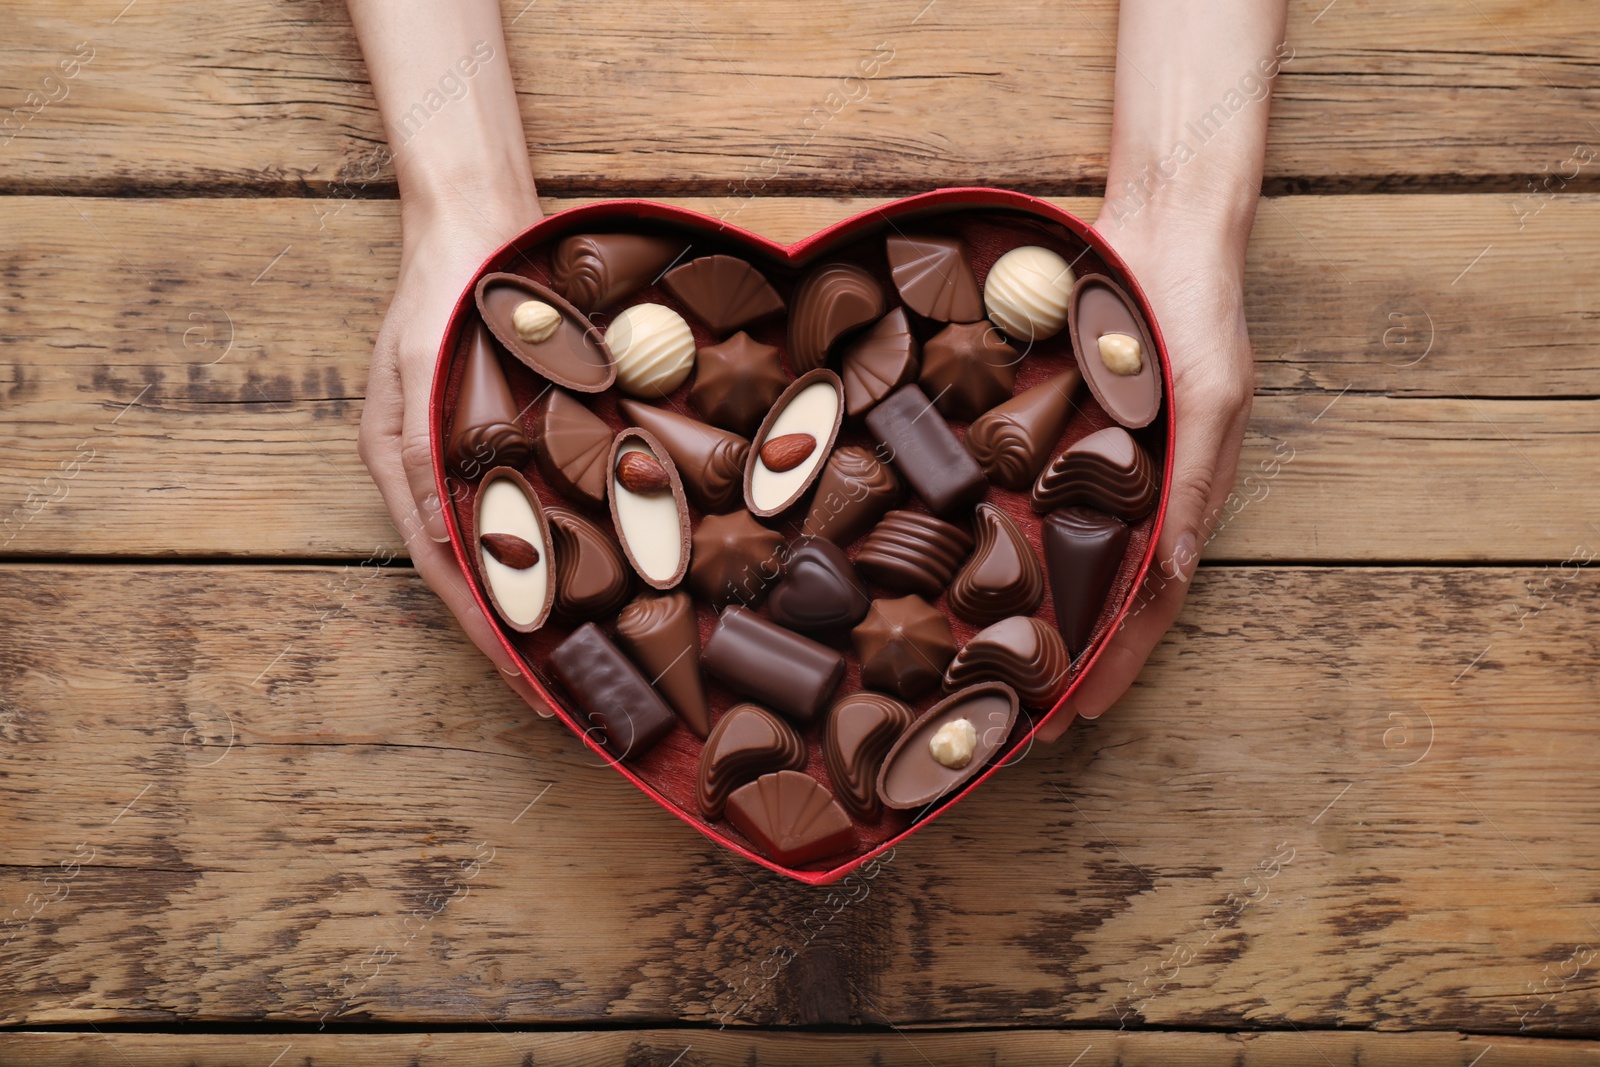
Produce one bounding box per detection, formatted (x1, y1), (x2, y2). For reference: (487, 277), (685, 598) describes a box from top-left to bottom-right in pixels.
(3, 565), (1598, 1031)
(1, 194), (1596, 560)
(0, 1029), (1578, 1066)
(0, 1), (1596, 193)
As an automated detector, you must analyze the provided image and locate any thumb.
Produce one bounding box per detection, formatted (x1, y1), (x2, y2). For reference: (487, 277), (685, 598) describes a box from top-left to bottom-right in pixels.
(397, 345), (450, 544)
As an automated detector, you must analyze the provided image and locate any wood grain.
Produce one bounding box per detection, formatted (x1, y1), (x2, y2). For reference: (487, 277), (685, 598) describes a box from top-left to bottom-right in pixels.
(1, 194), (1596, 560)
(1, 1), (1597, 194)
(3, 564), (1598, 1032)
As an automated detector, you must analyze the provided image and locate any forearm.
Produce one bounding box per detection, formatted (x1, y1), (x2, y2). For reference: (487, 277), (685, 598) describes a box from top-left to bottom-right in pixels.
(1100, 0), (1289, 265)
(346, 0), (538, 233)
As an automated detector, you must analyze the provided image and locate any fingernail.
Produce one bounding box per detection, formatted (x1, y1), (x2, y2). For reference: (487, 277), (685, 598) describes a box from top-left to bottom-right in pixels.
(498, 663), (522, 679)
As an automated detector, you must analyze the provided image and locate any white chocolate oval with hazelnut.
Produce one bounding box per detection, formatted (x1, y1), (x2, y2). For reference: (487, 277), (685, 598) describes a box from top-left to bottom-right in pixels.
(983, 245), (1075, 341)
(606, 302), (696, 397)
(1097, 331), (1143, 376)
(928, 717), (977, 769)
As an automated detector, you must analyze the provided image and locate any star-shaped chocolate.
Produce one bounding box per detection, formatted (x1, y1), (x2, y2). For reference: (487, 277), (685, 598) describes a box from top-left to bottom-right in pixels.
(851, 595), (957, 700)
(688, 510), (786, 609)
(919, 320), (1019, 421)
(689, 331), (789, 436)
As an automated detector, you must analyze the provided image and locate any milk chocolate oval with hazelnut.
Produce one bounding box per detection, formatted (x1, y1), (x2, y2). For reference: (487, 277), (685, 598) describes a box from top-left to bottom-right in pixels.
(475, 272), (616, 393)
(876, 682), (1019, 811)
(744, 369), (843, 518)
(607, 428), (691, 590)
(471, 467), (554, 633)
(1070, 274), (1162, 429)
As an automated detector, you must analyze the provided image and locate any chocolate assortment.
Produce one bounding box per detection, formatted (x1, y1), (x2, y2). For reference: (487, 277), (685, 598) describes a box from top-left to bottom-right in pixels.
(440, 203), (1167, 873)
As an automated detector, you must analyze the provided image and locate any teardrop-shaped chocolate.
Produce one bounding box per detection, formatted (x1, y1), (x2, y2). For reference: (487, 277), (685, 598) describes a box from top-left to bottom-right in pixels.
(965, 368), (1082, 490)
(618, 399), (750, 514)
(697, 704), (807, 819)
(545, 504), (632, 621)
(943, 616), (1071, 709)
(448, 321), (532, 478)
(533, 389), (613, 510)
(840, 307), (919, 418)
(824, 691), (916, 820)
(476, 273), (616, 393)
(615, 591), (711, 738)
(788, 262), (886, 372)
(662, 254), (785, 334)
(1044, 507), (1130, 658)
(886, 234), (982, 323)
(767, 536), (871, 634)
(1031, 426), (1158, 520)
(550, 233), (687, 313)
(948, 503), (1046, 626)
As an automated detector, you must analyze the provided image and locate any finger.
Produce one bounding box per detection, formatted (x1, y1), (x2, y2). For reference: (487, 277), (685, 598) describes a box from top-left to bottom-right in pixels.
(394, 342), (451, 544)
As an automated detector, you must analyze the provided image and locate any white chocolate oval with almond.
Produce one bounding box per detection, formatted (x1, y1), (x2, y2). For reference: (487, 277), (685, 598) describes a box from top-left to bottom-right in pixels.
(608, 431), (690, 589)
(746, 370), (842, 517)
(476, 470), (553, 632)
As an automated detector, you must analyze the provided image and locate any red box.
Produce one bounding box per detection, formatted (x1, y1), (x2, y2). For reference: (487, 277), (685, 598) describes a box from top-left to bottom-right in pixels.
(431, 188), (1174, 884)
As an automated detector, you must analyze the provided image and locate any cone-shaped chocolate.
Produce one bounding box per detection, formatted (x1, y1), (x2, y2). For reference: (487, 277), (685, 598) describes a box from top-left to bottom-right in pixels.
(618, 399), (750, 514)
(801, 445), (904, 546)
(550, 233), (688, 313)
(616, 591), (711, 738)
(448, 322), (531, 477)
(965, 368), (1082, 490)
(1043, 507), (1130, 658)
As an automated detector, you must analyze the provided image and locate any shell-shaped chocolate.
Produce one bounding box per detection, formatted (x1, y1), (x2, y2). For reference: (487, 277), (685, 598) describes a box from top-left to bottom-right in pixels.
(944, 616), (1071, 709)
(964, 368), (1082, 490)
(472, 467), (554, 634)
(788, 262), (886, 372)
(744, 369), (843, 518)
(476, 272), (616, 393)
(533, 389), (612, 510)
(1030, 426), (1158, 520)
(448, 321), (531, 478)
(619, 399), (750, 514)
(801, 446), (904, 546)
(550, 233), (685, 313)
(948, 503), (1045, 626)
(853, 510), (973, 597)
(840, 307), (919, 418)
(608, 428), (692, 590)
(545, 504), (632, 621)
(886, 234), (983, 323)
(1070, 274), (1163, 429)
(698, 704), (807, 819)
(824, 691), (916, 820)
(662, 254), (785, 334)
(725, 770), (858, 866)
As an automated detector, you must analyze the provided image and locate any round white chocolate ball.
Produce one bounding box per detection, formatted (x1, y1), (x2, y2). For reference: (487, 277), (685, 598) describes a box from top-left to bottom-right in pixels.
(606, 303), (696, 397)
(983, 245), (1074, 341)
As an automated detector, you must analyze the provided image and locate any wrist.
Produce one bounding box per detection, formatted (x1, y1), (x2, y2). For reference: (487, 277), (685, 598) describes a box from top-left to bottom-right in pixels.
(400, 156), (540, 242)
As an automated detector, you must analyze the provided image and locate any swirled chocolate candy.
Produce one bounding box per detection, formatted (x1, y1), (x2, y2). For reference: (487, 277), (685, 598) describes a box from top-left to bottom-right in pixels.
(944, 616), (1070, 709)
(619, 399), (750, 514)
(550, 232), (686, 313)
(616, 591), (711, 738)
(476, 272), (616, 393)
(789, 262), (885, 372)
(1044, 507), (1130, 658)
(1071, 274), (1162, 429)
(690, 332), (788, 436)
(948, 503), (1045, 625)
(864, 385), (987, 518)
(984, 245), (1074, 342)
(697, 703), (806, 818)
(448, 321), (531, 477)
(854, 510), (973, 597)
(919, 321), (1019, 422)
(688, 510), (785, 609)
(725, 770), (857, 866)
(886, 234), (982, 323)
(533, 389), (612, 510)
(767, 536), (870, 634)
(548, 622), (677, 760)
(852, 595), (956, 700)
(745, 369), (843, 518)
(1030, 426), (1157, 520)
(608, 428), (692, 590)
(472, 467), (554, 633)
(824, 691), (916, 819)
(662, 254), (785, 334)
(876, 682), (1019, 810)
(545, 504), (632, 621)
(840, 307), (919, 418)
(606, 303), (696, 398)
(702, 606), (845, 723)
(800, 446), (904, 547)
(964, 368), (1082, 490)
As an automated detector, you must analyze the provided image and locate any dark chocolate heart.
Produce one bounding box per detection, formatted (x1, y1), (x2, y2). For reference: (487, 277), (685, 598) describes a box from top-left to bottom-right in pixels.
(766, 536), (871, 634)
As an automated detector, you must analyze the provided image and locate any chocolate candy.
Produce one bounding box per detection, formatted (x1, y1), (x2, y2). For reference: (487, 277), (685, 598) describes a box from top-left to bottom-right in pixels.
(865, 385), (987, 517)
(1031, 426), (1157, 520)
(800, 446), (904, 546)
(919, 321), (1019, 422)
(545, 504), (633, 621)
(550, 232), (686, 313)
(983, 245), (1075, 342)
(606, 303), (696, 398)
(886, 234), (982, 323)
(690, 332), (788, 436)
(662, 254), (785, 334)
(876, 682), (1019, 810)
(448, 322), (531, 477)
(697, 703), (806, 818)
(852, 595), (956, 700)
(702, 606), (845, 723)
(944, 616), (1070, 709)
(824, 691), (916, 819)
(688, 510), (785, 609)
(725, 770), (858, 866)
(767, 536), (870, 634)
(608, 428), (692, 590)
(964, 368), (1082, 490)
(948, 503), (1045, 625)
(744, 369), (843, 518)
(789, 262), (885, 372)
(476, 273), (616, 393)
(616, 591), (711, 738)
(619, 399), (750, 514)
(548, 622), (677, 759)
(472, 467), (554, 633)
(840, 307), (919, 418)
(1044, 507), (1130, 658)
(1071, 275), (1162, 429)
(853, 510), (973, 598)
(533, 388), (613, 510)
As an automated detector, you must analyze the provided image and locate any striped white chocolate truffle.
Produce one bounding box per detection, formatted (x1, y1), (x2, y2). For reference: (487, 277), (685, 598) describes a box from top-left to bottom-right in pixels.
(983, 245), (1075, 341)
(606, 302), (696, 397)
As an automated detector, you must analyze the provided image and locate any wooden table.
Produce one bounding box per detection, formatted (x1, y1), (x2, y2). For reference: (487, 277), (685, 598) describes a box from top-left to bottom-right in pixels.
(3, 1), (1597, 1063)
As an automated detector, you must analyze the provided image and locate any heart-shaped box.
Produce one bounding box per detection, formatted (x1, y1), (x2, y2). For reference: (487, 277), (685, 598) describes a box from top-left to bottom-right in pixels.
(431, 188), (1173, 884)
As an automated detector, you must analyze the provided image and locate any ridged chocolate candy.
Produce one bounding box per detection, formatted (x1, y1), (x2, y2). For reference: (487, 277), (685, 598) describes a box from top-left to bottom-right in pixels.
(447, 321), (531, 477)
(919, 321), (1019, 422)
(662, 254), (785, 334)
(689, 332), (788, 436)
(824, 691), (916, 819)
(619, 399), (750, 514)
(852, 595), (957, 700)
(688, 510), (785, 609)
(532, 389), (612, 510)
(550, 233), (686, 313)
(948, 503), (1045, 625)
(1044, 507), (1130, 658)
(616, 591), (711, 738)
(886, 234), (983, 323)
(545, 505), (632, 621)
(964, 368), (1082, 490)
(854, 510), (973, 598)
(800, 446), (903, 547)
(840, 307), (919, 418)
(696, 703), (807, 819)
(943, 616), (1071, 709)
(767, 536), (870, 634)
(789, 262), (885, 372)
(1031, 426), (1158, 520)
(725, 770), (858, 866)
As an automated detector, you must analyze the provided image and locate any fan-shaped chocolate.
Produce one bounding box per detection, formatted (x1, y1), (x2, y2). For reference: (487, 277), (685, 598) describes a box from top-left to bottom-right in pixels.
(767, 536), (870, 634)
(944, 616), (1071, 709)
(1031, 426), (1158, 520)
(545, 505), (632, 621)
(476, 272), (615, 393)
(788, 262), (885, 372)
(689, 332), (788, 436)
(840, 307), (919, 418)
(801, 446), (904, 546)
(471, 467), (554, 633)
(550, 232), (686, 313)
(448, 321), (531, 478)
(886, 234), (982, 323)
(662, 254), (785, 334)
(824, 691), (916, 820)
(616, 591), (711, 738)
(1071, 274), (1163, 429)
(854, 510), (973, 597)
(876, 682), (1019, 810)
(964, 368), (1082, 490)
(726, 770), (858, 866)
(607, 428), (692, 590)
(688, 510), (785, 609)
(697, 704), (807, 819)
(852, 595), (957, 700)
(618, 399), (750, 514)
(919, 321), (1019, 422)
(1044, 507), (1130, 658)
(948, 503), (1045, 625)
(533, 389), (612, 510)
